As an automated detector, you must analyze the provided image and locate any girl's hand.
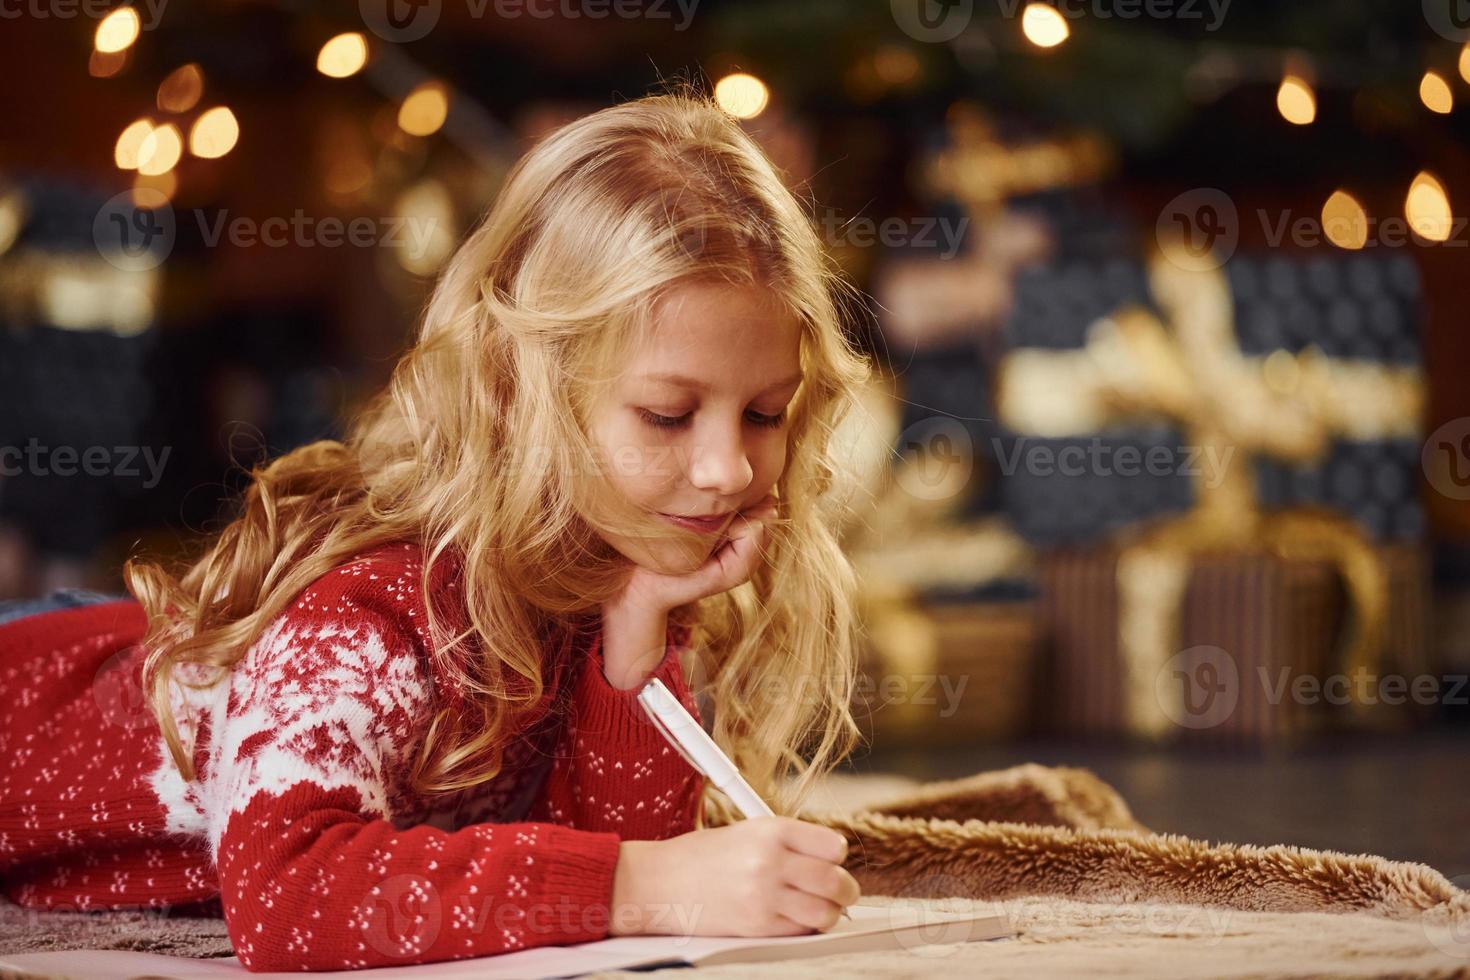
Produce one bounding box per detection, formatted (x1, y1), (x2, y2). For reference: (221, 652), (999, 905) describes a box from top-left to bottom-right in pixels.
(609, 817), (861, 938)
(620, 493), (779, 617)
(598, 494), (778, 690)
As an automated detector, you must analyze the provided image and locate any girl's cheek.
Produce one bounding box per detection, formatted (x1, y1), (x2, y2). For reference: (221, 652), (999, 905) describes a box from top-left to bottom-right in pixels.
(612, 443), (681, 498)
(756, 439), (788, 488)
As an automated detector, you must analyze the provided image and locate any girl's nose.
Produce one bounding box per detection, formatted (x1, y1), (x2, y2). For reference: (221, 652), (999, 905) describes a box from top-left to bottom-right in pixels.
(686, 424), (753, 497)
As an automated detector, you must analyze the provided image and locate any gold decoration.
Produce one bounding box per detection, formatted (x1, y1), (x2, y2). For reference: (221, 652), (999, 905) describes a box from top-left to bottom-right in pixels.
(923, 101), (1116, 220)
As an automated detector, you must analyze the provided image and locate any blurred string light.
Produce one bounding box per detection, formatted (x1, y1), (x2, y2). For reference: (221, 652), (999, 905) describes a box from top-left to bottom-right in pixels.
(847, 44), (924, 102)
(1276, 73), (1316, 125)
(318, 32), (369, 79)
(1320, 190), (1367, 250)
(1419, 70), (1453, 114)
(190, 106), (239, 158)
(157, 64), (204, 113)
(89, 47), (127, 78)
(398, 81), (449, 136)
(324, 153), (373, 202)
(392, 179), (457, 275)
(94, 6), (140, 54)
(42, 259), (156, 335)
(1461, 44), (1470, 85)
(1405, 171), (1452, 242)
(872, 45), (921, 86)
(136, 123), (182, 175)
(114, 118), (154, 169)
(132, 170), (177, 204)
(713, 72), (768, 119)
(1021, 3), (1069, 48)
(0, 190), (25, 257)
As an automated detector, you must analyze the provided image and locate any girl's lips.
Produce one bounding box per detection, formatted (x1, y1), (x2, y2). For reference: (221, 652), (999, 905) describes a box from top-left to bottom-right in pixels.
(657, 511), (733, 534)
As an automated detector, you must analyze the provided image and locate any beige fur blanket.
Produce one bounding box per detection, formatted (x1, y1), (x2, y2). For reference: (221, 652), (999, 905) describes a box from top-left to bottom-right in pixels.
(3, 764), (1468, 978)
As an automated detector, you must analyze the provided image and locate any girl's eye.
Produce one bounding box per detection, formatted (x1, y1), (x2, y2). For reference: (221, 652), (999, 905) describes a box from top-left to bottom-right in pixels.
(746, 410), (786, 429)
(638, 408), (691, 429)
(637, 408), (786, 429)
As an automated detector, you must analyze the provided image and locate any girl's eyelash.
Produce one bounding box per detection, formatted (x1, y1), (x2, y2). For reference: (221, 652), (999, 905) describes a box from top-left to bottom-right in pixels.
(638, 408), (691, 428)
(636, 409), (787, 429)
(746, 410), (786, 429)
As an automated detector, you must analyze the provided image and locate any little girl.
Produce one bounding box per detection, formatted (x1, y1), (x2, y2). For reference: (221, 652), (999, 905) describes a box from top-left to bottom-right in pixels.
(0, 90), (871, 971)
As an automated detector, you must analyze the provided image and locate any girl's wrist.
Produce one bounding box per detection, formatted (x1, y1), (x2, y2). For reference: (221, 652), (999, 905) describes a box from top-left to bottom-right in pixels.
(609, 840), (657, 936)
(599, 598), (670, 690)
(602, 574), (674, 621)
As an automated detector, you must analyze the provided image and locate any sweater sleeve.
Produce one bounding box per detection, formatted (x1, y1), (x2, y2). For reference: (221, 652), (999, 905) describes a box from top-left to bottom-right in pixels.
(207, 589), (636, 972)
(525, 619), (706, 840)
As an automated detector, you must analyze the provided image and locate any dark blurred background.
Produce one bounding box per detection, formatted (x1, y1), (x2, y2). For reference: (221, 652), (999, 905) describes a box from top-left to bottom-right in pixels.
(0, 0), (1467, 875)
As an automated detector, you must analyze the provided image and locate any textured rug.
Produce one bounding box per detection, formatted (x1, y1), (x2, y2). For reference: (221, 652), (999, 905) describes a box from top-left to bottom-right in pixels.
(3, 764), (1468, 978)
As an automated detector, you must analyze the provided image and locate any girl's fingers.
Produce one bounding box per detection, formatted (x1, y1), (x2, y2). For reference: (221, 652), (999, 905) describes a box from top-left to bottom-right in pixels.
(774, 884), (842, 933)
(737, 493), (779, 526)
(779, 853), (862, 910)
(647, 494), (777, 607)
(688, 516), (767, 598)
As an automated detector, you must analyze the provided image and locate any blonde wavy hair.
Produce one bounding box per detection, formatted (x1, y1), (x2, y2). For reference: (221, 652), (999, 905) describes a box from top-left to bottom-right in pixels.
(127, 88), (874, 829)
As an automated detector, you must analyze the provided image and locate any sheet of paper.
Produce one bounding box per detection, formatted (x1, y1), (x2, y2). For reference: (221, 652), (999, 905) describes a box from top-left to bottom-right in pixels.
(0, 903), (1008, 980)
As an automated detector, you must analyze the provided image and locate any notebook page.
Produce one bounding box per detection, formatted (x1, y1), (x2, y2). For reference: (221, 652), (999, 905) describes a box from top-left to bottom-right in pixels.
(0, 903), (1009, 980)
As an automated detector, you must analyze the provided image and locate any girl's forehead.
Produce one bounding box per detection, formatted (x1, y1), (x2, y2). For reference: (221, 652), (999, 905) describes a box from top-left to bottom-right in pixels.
(641, 281), (800, 358)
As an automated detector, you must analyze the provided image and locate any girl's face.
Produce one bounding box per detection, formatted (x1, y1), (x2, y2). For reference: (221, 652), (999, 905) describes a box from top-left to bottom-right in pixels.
(589, 279), (802, 575)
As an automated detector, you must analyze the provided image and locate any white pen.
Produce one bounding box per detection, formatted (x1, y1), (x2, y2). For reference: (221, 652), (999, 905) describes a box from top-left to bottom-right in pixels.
(637, 676), (852, 921)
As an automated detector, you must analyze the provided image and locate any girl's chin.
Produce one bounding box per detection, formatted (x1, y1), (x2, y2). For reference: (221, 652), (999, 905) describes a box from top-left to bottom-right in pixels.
(639, 542), (714, 576)
(608, 534), (718, 577)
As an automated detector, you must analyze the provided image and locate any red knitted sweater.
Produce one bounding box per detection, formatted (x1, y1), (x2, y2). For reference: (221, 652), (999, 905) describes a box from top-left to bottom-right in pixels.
(0, 541), (706, 971)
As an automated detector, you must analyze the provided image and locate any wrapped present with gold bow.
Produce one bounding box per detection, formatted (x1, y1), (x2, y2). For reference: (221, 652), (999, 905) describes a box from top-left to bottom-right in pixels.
(996, 237), (1431, 744)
